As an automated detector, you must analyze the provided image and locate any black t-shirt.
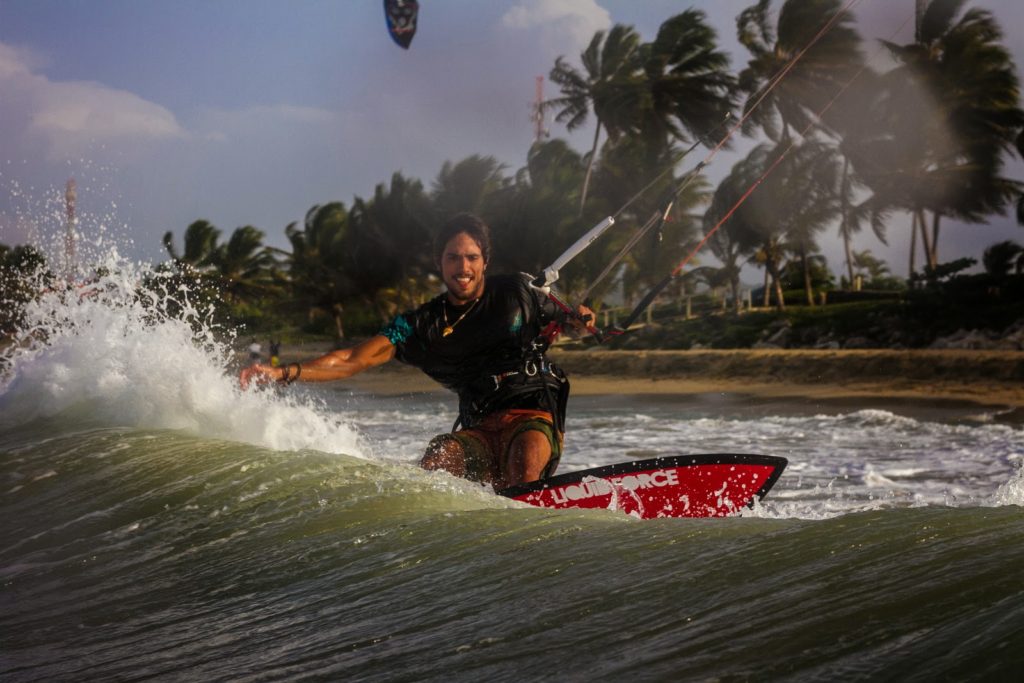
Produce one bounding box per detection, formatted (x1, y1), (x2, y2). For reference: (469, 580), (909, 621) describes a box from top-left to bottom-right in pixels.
(380, 273), (564, 420)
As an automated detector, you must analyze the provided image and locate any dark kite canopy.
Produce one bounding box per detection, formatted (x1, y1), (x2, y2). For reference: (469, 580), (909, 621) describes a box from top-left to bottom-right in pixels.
(384, 0), (419, 49)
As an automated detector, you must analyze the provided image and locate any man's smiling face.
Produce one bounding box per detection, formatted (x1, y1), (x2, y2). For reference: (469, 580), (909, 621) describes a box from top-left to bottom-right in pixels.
(440, 231), (487, 303)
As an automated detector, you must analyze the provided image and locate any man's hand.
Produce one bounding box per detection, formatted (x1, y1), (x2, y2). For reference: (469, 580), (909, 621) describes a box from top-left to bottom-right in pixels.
(564, 304), (597, 338)
(578, 304), (595, 328)
(239, 362), (280, 390)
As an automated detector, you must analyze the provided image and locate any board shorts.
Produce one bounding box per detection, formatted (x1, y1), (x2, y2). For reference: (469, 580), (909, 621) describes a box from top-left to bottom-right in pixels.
(428, 409), (563, 484)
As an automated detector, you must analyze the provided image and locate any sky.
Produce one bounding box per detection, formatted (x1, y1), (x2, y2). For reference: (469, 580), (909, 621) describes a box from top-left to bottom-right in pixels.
(0, 0), (1022, 280)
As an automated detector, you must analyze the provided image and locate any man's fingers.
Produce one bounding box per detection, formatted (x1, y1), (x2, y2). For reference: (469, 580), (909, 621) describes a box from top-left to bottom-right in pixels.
(239, 364), (270, 389)
(576, 305), (595, 327)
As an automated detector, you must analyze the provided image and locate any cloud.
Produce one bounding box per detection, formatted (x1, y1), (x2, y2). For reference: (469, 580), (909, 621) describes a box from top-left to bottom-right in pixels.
(194, 103), (341, 143)
(0, 42), (43, 77)
(28, 80), (185, 144)
(0, 40), (186, 162)
(501, 0), (611, 51)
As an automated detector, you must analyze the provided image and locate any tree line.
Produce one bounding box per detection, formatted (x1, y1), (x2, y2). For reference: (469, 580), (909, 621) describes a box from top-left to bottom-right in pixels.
(3, 0), (1023, 340)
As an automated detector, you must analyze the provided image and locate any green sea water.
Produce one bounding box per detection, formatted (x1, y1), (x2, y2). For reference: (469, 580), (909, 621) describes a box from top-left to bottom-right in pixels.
(3, 253), (1023, 681)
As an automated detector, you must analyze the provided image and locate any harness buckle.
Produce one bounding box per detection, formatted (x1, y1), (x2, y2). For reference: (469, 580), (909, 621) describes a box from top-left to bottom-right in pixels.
(492, 369), (519, 389)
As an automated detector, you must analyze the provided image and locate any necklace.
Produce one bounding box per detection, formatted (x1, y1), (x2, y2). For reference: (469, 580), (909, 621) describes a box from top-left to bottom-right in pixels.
(442, 298), (478, 337)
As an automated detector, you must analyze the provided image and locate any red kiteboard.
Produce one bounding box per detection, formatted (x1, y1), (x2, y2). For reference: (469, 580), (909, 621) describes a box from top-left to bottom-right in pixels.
(497, 454), (787, 519)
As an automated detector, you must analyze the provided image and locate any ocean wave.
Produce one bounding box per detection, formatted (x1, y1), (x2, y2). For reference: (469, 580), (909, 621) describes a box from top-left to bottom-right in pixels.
(0, 253), (365, 456)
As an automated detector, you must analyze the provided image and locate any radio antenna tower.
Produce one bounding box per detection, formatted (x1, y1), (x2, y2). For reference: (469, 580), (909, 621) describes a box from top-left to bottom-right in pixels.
(531, 75), (548, 143)
(64, 178), (77, 284)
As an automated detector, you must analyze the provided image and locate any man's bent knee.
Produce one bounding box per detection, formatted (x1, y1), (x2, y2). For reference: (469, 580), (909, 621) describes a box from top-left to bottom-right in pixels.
(420, 434), (467, 478)
(503, 429), (552, 488)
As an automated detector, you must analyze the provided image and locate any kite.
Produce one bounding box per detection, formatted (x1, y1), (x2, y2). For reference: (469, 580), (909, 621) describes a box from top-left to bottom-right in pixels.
(384, 0), (419, 49)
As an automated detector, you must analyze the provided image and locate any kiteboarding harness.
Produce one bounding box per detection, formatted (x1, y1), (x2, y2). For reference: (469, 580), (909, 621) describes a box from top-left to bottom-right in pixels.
(380, 273), (570, 434)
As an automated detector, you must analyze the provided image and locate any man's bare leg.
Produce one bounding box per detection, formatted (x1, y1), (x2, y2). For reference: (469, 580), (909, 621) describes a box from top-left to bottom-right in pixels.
(500, 429), (551, 490)
(420, 436), (468, 479)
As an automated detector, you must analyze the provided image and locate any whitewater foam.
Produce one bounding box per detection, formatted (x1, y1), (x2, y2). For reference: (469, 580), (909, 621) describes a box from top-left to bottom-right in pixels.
(994, 465), (1024, 507)
(0, 250), (365, 456)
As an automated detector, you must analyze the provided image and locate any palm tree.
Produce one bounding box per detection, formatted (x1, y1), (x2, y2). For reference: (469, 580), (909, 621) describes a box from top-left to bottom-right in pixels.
(163, 221), (279, 306)
(430, 155), (507, 222)
(208, 226), (280, 304)
(713, 145), (790, 310)
(0, 244), (50, 336)
(704, 158), (763, 313)
(546, 24), (645, 212)
(162, 219), (220, 271)
(589, 9), (737, 306)
(817, 71), (890, 287)
(868, 0), (1024, 271)
(701, 228), (748, 315)
(736, 0), (866, 292)
(834, 154), (874, 287)
(640, 9), (738, 147)
(850, 249), (899, 289)
(768, 140), (842, 305)
(718, 140), (840, 308)
(160, 220), (226, 310)
(350, 172), (435, 315)
(751, 238), (791, 310)
(736, 0), (864, 142)
(285, 203), (354, 340)
(489, 140), (587, 280)
(840, 64), (938, 278)
(595, 134), (710, 306)
(982, 240), (1023, 276)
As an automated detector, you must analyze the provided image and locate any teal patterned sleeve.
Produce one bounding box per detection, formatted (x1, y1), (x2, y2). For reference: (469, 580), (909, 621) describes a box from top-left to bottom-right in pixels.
(379, 314), (413, 346)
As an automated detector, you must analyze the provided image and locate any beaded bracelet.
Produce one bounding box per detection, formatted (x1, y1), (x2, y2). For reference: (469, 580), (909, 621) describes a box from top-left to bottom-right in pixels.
(279, 362), (302, 385)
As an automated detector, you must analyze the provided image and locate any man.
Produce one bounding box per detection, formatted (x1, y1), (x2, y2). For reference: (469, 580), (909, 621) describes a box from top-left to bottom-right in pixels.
(241, 213), (592, 490)
(247, 338), (262, 363)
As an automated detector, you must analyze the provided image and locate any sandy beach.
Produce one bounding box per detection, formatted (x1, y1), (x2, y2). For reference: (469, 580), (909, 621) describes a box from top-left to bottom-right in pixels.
(277, 343), (1024, 411)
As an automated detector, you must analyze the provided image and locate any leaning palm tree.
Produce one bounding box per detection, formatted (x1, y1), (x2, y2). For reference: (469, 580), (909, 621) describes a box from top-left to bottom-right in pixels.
(208, 226), (280, 305)
(545, 24), (646, 212)
(350, 172), (435, 314)
(737, 0), (868, 291)
(850, 249), (895, 288)
(721, 140), (840, 308)
(816, 70), (890, 287)
(868, 0), (1024, 270)
(285, 203), (354, 340)
(715, 145), (791, 310)
(982, 240), (1023, 276)
(0, 244), (50, 336)
(639, 9), (738, 148)
(162, 219), (220, 271)
(702, 220), (750, 315)
(773, 142), (842, 306)
(704, 154), (765, 313)
(430, 155), (507, 222)
(489, 140), (586, 280)
(736, 0), (864, 142)
(163, 221), (279, 306)
(750, 238), (792, 310)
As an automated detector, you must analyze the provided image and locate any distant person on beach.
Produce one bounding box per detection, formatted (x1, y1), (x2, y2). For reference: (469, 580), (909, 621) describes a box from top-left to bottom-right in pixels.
(248, 338), (262, 364)
(240, 213), (593, 490)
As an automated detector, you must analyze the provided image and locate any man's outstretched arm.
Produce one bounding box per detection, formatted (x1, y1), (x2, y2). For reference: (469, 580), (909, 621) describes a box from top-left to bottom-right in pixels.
(240, 335), (396, 389)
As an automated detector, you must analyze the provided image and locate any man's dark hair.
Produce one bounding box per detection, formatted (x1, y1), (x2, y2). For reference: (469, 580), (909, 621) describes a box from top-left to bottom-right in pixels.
(434, 213), (491, 266)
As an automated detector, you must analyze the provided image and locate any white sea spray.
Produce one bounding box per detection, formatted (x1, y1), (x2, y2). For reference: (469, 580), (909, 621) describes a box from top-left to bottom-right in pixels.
(0, 246), (364, 456)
